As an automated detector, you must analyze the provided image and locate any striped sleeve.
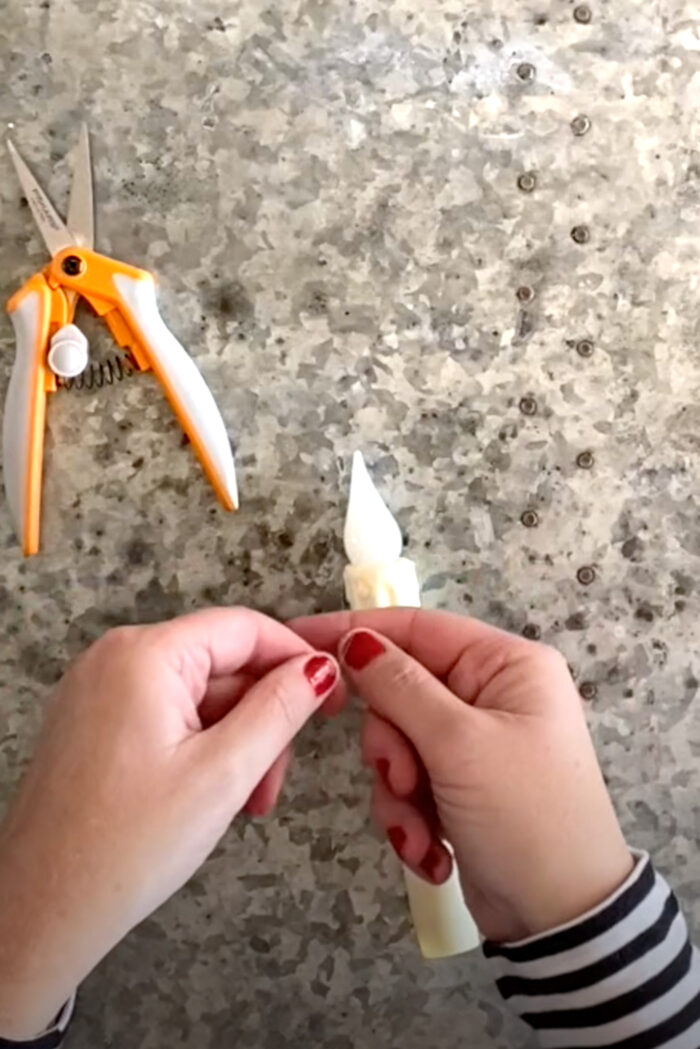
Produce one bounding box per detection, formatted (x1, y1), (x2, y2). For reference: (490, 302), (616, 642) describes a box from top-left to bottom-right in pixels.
(484, 854), (700, 1048)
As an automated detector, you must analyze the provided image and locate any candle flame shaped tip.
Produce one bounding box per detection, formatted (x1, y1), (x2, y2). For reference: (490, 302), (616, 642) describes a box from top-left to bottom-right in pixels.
(344, 451), (403, 566)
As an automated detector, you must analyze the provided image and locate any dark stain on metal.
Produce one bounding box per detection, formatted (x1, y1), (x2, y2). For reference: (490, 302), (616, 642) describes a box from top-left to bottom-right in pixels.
(522, 623), (541, 640)
(516, 285), (536, 304)
(576, 450), (594, 469)
(577, 565), (596, 585)
(576, 338), (594, 358)
(521, 509), (539, 528)
(571, 114), (592, 137)
(517, 171), (537, 193)
(519, 395), (538, 416)
(580, 681), (597, 701)
(515, 310), (534, 343)
(516, 62), (537, 83)
(571, 225), (591, 244)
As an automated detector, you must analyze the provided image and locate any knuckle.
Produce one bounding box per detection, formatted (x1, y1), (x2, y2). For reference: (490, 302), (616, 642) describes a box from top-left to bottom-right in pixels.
(382, 654), (431, 695)
(82, 625), (149, 686)
(531, 642), (570, 676)
(95, 625), (139, 660)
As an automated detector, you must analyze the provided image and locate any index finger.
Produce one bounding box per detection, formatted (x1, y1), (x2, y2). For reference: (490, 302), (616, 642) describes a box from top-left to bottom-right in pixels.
(288, 608), (515, 681)
(154, 607), (314, 681)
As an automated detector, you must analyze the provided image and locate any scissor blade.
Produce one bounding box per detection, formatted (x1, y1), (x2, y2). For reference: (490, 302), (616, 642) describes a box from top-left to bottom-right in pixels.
(6, 138), (75, 258)
(66, 124), (94, 249)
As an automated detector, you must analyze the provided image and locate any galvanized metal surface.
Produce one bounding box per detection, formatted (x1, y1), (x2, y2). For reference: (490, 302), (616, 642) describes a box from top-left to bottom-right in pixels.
(1, 2), (699, 1046)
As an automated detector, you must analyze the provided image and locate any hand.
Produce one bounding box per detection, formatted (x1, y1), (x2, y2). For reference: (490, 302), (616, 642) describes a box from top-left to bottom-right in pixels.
(292, 608), (633, 944)
(0, 608), (341, 1040)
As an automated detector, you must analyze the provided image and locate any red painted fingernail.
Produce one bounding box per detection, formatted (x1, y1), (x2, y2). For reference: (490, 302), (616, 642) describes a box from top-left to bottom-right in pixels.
(304, 655), (338, 697)
(342, 630), (386, 670)
(387, 826), (407, 859)
(421, 842), (444, 882)
(376, 758), (390, 785)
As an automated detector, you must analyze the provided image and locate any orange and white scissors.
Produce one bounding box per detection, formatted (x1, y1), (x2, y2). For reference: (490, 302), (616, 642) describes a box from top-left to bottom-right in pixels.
(4, 126), (239, 556)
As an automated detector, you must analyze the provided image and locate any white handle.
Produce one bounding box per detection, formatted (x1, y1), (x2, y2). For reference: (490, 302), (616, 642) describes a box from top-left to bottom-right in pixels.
(113, 273), (238, 510)
(3, 287), (49, 556)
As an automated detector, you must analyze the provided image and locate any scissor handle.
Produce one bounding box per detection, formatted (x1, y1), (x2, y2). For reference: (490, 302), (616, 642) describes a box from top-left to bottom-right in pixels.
(51, 249), (238, 512)
(114, 272), (238, 510)
(3, 277), (56, 555)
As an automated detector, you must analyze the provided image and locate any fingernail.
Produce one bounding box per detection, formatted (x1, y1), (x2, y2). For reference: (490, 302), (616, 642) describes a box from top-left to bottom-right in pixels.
(304, 655), (338, 697)
(342, 630), (386, 670)
(387, 826), (407, 859)
(421, 842), (444, 882)
(376, 758), (390, 785)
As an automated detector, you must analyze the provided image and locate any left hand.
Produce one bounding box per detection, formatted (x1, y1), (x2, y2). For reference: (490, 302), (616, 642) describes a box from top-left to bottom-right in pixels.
(0, 608), (341, 1040)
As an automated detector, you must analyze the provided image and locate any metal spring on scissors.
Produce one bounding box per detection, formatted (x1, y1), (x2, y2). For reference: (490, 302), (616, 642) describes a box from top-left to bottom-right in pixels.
(59, 353), (137, 391)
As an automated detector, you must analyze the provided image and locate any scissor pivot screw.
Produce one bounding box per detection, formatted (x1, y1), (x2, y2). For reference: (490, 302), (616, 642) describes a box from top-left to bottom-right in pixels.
(62, 255), (85, 276)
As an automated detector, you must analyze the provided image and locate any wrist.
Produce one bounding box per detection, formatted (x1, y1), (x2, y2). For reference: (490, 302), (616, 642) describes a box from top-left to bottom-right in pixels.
(509, 835), (635, 941)
(0, 839), (80, 1040)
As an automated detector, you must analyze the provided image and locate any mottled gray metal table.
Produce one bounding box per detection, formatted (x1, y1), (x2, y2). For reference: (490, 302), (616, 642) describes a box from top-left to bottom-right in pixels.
(1, 2), (699, 1046)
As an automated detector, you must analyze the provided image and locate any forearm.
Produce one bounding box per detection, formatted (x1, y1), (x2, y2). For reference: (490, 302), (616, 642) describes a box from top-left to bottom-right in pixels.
(486, 854), (700, 1048)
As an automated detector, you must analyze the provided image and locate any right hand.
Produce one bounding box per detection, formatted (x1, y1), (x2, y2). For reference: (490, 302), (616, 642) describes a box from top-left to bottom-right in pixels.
(291, 608), (634, 943)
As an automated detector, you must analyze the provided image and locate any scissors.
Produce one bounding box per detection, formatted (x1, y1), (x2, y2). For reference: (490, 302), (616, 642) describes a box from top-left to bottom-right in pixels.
(4, 125), (239, 556)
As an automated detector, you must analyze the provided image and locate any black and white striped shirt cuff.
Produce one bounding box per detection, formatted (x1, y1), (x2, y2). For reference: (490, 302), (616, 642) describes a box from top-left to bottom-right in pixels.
(484, 853), (700, 1048)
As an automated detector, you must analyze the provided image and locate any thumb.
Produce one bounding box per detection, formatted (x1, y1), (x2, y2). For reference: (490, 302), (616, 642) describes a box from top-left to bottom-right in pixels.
(204, 652), (339, 809)
(339, 629), (472, 769)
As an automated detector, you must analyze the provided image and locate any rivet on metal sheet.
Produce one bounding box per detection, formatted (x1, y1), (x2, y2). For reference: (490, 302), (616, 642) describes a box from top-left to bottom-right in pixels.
(576, 338), (595, 358)
(576, 450), (594, 469)
(571, 114), (592, 137)
(521, 509), (539, 528)
(571, 224), (590, 244)
(522, 623), (542, 640)
(519, 396), (538, 416)
(517, 171), (537, 193)
(573, 5), (593, 24)
(580, 681), (597, 700)
(516, 285), (536, 304)
(577, 565), (596, 585)
(516, 62), (537, 83)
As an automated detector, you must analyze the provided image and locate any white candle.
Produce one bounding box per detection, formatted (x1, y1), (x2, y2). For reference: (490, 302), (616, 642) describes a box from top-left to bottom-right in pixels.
(343, 451), (480, 959)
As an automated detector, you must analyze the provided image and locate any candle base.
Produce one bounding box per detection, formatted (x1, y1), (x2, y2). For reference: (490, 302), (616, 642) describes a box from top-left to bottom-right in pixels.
(343, 558), (420, 610)
(404, 858), (480, 959)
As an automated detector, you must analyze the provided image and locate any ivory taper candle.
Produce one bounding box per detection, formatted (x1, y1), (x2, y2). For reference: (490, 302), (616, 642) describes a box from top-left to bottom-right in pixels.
(343, 451), (479, 959)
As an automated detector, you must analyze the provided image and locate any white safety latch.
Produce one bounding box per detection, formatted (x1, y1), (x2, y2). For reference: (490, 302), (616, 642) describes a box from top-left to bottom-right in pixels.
(48, 325), (89, 379)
